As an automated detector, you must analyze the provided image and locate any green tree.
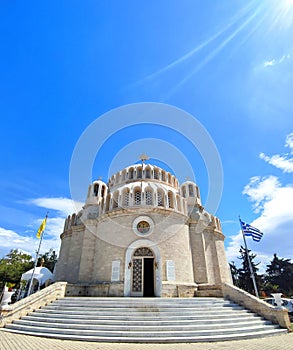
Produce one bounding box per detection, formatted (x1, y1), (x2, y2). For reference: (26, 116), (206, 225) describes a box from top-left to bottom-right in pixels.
(229, 261), (240, 287)
(38, 249), (58, 272)
(264, 253), (293, 296)
(0, 249), (33, 290)
(237, 246), (261, 296)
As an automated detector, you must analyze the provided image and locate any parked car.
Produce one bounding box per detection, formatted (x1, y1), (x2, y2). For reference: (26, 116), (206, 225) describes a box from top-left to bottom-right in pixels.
(264, 297), (293, 315)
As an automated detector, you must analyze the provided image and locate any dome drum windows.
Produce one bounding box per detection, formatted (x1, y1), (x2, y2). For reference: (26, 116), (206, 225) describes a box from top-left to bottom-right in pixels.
(137, 167), (142, 179)
(122, 189), (130, 207)
(134, 188), (142, 205)
(145, 167), (151, 179)
(153, 168), (159, 180)
(157, 190), (164, 207)
(145, 189), (153, 206)
(129, 168), (134, 180)
(168, 191), (175, 209)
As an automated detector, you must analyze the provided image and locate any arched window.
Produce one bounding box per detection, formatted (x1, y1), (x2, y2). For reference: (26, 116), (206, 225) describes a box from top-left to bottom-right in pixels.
(122, 170), (126, 181)
(122, 189), (130, 207)
(134, 188), (142, 205)
(133, 247), (154, 257)
(101, 185), (106, 197)
(154, 168), (159, 180)
(188, 184), (194, 197)
(113, 191), (119, 209)
(145, 166), (151, 179)
(157, 190), (164, 207)
(137, 167), (142, 179)
(129, 168), (134, 179)
(161, 171), (166, 182)
(145, 188), (153, 205)
(168, 173), (172, 184)
(94, 184), (99, 196)
(168, 191), (174, 209)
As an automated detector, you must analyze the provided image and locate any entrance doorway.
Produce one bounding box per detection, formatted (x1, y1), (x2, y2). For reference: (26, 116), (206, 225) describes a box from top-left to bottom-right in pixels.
(131, 247), (155, 297)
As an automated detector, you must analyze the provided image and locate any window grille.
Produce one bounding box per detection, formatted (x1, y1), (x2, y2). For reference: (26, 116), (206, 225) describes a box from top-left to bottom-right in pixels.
(122, 191), (130, 206)
(145, 190), (153, 205)
(158, 191), (164, 206)
(134, 190), (141, 205)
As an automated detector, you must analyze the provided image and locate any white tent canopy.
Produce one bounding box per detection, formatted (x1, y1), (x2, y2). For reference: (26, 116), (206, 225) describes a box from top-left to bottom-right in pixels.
(21, 266), (53, 285)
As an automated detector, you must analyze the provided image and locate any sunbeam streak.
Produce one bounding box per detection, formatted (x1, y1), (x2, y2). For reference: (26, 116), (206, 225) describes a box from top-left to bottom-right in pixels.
(161, 3), (263, 101)
(135, 1), (256, 85)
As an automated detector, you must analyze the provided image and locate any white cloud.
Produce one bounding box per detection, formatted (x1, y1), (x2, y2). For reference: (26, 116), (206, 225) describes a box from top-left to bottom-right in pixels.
(259, 153), (293, 173)
(259, 133), (293, 173)
(0, 225), (61, 259)
(0, 197), (83, 258)
(285, 132), (293, 152)
(263, 59), (276, 67)
(242, 175), (280, 212)
(226, 176), (293, 272)
(29, 197), (83, 216)
(263, 54), (290, 67)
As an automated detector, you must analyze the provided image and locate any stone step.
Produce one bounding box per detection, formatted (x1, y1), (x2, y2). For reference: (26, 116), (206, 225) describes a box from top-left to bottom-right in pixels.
(3, 297), (287, 342)
(4, 323), (283, 338)
(41, 305), (245, 313)
(3, 327), (286, 343)
(12, 318), (273, 331)
(22, 314), (259, 324)
(28, 311), (255, 321)
(54, 297), (236, 307)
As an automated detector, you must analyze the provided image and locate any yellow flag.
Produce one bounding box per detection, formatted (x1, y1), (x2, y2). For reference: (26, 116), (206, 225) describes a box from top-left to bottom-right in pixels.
(36, 217), (47, 239)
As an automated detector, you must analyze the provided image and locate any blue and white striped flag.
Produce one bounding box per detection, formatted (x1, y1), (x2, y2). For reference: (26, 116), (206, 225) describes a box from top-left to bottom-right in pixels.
(240, 220), (263, 242)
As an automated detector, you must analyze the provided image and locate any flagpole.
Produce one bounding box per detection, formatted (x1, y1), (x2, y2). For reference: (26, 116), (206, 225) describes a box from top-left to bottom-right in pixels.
(27, 213), (48, 296)
(239, 216), (259, 298)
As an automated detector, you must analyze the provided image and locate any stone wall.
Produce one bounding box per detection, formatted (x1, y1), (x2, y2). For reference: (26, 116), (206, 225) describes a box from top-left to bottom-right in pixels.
(222, 282), (291, 330)
(0, 282), (67, 327)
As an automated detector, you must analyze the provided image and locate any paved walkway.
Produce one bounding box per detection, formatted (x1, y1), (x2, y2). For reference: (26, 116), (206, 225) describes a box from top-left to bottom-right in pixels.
(1, 330), (293, 350)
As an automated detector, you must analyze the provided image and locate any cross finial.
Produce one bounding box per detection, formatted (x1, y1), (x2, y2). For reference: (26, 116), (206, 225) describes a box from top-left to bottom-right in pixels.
(98, 176), (103, 180)
(185, 176), (191, 181)
(139, 153), (149, 164)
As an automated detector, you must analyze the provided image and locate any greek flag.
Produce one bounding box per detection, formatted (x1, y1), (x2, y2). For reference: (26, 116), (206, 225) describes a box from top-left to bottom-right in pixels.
(240, 220), (263, 242)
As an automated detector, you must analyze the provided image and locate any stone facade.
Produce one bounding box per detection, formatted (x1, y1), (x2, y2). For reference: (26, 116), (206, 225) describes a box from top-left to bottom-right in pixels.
(54, 163), (232, 297)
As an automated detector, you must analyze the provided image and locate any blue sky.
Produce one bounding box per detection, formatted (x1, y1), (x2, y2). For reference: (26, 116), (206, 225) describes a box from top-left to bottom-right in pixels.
(0, 1), (292, 271)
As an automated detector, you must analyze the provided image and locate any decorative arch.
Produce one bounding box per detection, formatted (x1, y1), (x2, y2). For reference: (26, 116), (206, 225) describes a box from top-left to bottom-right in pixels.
(93, 183), (99, 196)
(112, 191), (119, 209)
(145, 166), (151, 179)
(153, 167), (159, 180)
(128, 167), (134, 179)
(136, 166), (143, 179)
(122, 188), (130, 207)
(145, 186), (153, 205)
(157, 189), (165, 207)
(134, 187), (142, 205)
(168, 191), (175, 209)
(124, 239), (162, 297)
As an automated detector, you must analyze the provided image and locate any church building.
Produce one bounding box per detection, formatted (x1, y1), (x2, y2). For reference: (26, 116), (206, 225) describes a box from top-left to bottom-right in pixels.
(54, 160), (232, 297)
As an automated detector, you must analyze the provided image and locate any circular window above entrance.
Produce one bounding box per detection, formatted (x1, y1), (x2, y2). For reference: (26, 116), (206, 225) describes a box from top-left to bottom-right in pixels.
(132, 216), (154, 237)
